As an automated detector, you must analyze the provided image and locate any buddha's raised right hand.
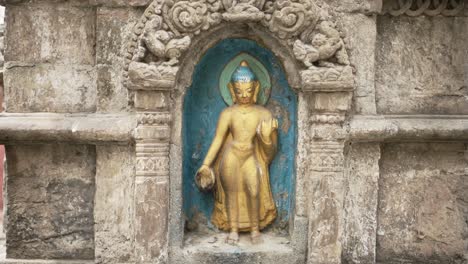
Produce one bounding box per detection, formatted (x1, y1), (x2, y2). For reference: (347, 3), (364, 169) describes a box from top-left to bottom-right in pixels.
(258, 118), (279, 143)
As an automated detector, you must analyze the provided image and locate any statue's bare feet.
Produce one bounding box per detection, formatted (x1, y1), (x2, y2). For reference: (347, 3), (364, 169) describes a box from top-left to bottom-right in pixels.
(225, 231), (239, 245)
(251, 230), (263, 244)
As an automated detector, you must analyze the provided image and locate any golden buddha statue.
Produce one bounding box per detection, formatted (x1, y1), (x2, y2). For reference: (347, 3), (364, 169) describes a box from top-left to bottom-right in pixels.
(195, 60), (278, 244)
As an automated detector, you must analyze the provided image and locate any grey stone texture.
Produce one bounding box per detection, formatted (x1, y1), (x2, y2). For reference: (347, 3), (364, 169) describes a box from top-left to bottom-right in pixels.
(340, 14), (378, 115)
(0, 0), (467, 263)
(343, 143), (380, 264)
(376, 15), (468, 115)
(94, 145), (135, 263)
(5, 4), (95, 65)
(4, 63), (97, 113)
(96, 7), (143, 112)
(5, 144), (95, 260)
(4, 3), (97, 113)
(377, 143), (468, 263)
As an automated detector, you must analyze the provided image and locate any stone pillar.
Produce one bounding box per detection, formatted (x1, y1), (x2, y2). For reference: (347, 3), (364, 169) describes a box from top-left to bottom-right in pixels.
(342, 143), (381, 264)
(302, 67), (353, 264)
(131, 71), (173, 262)
(307, 137), (346, 264)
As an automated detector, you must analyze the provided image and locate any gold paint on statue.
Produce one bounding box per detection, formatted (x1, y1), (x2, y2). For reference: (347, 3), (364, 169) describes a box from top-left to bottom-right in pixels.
(195, 60), (278, 244)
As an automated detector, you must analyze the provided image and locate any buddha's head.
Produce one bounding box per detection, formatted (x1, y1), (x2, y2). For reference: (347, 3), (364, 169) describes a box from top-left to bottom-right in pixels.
(228, 60), (260, 105)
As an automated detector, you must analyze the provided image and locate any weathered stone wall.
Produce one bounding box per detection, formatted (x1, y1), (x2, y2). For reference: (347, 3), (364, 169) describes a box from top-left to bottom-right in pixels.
(5, 144), (95, 259)
(95, 145), (136, 263)
(375, 15), (468, 114)
(4, 3), (97, 113)
(377, 143), (468, 263)
(0, 0), (466, 263)
(2, 1), (143, 262)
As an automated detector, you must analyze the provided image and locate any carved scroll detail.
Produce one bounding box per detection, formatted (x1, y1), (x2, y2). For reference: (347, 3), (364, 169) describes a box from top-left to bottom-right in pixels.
(265, 0), (319, 39)
(385, 0), (465, 16)
(124, 0), (354, 92)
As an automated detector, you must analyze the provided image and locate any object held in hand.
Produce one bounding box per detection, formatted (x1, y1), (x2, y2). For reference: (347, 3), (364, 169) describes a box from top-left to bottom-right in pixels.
(195, 166), (215, 192)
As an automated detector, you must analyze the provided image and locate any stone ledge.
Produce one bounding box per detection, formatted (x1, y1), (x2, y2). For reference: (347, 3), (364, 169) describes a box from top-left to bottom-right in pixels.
(348, 115), (468, 141)
(0, 260), (93, 264)
(0, 114), (467, 144)
(171, 232), (301, 264)
(0, 113), (136, 144)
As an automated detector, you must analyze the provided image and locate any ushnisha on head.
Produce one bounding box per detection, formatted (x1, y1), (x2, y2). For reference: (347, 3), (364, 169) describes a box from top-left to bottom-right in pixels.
(228, 60), (260, 105)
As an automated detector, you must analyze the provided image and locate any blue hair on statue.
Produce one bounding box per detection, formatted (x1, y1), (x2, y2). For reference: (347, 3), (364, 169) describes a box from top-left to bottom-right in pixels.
(231, 60), (257, 83)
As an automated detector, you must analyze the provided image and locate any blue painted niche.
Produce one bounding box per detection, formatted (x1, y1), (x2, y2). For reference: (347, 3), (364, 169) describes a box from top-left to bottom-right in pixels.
(183, 38), (297, 231)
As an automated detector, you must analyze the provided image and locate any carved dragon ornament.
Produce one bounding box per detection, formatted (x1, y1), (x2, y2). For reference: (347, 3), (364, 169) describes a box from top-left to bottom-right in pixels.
(123, 0), (354, 92)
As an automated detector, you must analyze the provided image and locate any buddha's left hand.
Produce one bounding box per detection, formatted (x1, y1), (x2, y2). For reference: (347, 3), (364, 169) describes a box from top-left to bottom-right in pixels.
(259, 118), (278, 142)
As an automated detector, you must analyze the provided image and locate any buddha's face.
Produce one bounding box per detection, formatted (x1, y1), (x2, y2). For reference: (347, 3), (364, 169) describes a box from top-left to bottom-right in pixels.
(231, 81), (259, 105)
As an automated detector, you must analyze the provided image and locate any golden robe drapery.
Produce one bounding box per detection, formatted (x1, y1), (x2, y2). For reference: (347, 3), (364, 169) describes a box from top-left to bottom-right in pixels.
(210, 132), (278, 231)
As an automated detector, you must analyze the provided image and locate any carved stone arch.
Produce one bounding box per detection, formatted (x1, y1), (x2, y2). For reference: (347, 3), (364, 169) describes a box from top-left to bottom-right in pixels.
(124, 0), (354, 96)
(174, 23), (303, 91)
(125, 0), (355, 263)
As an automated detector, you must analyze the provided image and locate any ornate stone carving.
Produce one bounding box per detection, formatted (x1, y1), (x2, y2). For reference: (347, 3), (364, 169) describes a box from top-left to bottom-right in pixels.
(310, 113), (346, 124)
(136, 142), (170, 177)
(221, 0), (266, 22)
(310, 141), (344, 172)
(164, 0), (222, 34)
(133, 13), (191, 67)
(385, 0), (465, 16)
(128, 61), (177, 90)
(124, 0), (354, 93)
(301, 65), (354, 91)
(265, 0), (319, 39)
(138, 112), (172, 125)
(293, 21), (349, 67)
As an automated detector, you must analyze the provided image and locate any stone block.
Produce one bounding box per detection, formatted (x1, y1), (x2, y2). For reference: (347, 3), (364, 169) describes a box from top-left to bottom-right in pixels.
(96, 7), (142, 112)
(5, 144), (95, 259)
(340, 14), (378, 114)
(97, 64), (129, 113)
(135, 90), (170, 111)
(311, 92), (352, 113)
(95, 145), (136, 263)
(375, 16), (468, 114)
(134, 177), (169, 262)
(4, 63), (97, 113)
(343, 143), (380, 264)
(308, 174), (346, 264)
(377, 143), (468, 263)
(134, 125), (171, 141)
(96, 7), (142, 65)
(5, 4), (95, 65)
